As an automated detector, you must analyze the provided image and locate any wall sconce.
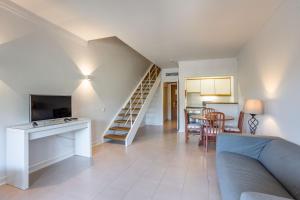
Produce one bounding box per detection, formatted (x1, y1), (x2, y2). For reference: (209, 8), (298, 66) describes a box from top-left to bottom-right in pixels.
(83, 75), (92, 81)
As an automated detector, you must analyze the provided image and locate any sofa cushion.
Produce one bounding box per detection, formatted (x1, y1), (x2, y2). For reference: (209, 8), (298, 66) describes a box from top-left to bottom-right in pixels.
(217, 152), (293, 200)
(217, 134), (276, 160)
(241, 192), (294, 200)
(259, 140), (300, 200)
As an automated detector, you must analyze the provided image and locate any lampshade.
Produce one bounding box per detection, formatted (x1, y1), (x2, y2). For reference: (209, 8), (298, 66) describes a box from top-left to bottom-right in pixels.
(244, 99), (264, 115)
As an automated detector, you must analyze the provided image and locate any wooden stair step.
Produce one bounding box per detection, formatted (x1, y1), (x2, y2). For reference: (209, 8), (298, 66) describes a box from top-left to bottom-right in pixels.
(109, 126), (130, 131)
(123, 107), (141, 110)
(134, 92), (149, 94)
(104, 134), (127, 141)
(133, 93), (148, 96)
(114, 119), (133, 124)
(132, 96), (147, 99)
(118, 113), (138, 117)
(140, 85), (152, 88)
(136, 89), (150, 91)
(131, 97), (146, 100)
(122, 108), (140, 111)
(131, 102), (143, 105)
(128, 102), (142, 106)
(143, 80), (155, 82)
(136, 90), (150, 92)
(143, 82), (155, 84)
(132, 95), (147, 98)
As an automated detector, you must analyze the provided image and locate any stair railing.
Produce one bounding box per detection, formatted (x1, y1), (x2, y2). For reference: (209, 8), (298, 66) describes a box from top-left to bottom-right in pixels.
(123, 92), (142, 128)
(103, 64), (156, 136)
(122, 66), (158, 129)
(122, 67), (154, 128)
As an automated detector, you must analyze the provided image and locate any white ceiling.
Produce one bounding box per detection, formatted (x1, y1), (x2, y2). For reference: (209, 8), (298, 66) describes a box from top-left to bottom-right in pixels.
(10, 0), (282, 67)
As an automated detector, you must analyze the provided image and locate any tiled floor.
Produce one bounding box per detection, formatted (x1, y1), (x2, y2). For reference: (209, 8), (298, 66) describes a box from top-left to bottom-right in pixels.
(0, 123), (221, 200)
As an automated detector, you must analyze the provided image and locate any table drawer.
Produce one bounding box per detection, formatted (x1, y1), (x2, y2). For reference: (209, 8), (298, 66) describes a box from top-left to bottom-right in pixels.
(29, 123), (88, 140)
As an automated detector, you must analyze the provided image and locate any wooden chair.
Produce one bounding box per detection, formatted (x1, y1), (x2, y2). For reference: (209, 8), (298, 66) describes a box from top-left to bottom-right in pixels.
(224, 111), (244, 134)
(201, 112), (225, 152)
(198, 107), (216, 145)
(202, 107), (216, 116)
(185, 109), (201, 142)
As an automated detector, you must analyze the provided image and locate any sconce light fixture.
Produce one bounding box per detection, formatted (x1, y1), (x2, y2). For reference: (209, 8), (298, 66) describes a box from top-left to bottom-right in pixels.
(83, 75), (92, 81)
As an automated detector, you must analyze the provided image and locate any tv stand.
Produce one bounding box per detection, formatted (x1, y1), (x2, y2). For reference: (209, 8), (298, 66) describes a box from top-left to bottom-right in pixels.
(6, 118), (92, 190)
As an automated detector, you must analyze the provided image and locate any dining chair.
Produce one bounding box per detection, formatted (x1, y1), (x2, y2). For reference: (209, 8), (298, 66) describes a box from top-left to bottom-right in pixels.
(224, 111), (244, 134)
(201, 112), (225, 152)
(184, 109), (202, 142)
(202, 107), (216, 116)
(199, 107), (216, 145)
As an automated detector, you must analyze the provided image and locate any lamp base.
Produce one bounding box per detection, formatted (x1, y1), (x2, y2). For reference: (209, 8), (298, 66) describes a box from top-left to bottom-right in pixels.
(248, 114), (259, 135)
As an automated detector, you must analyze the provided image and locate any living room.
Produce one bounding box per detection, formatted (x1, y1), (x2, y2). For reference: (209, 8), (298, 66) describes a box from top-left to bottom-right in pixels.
(1, 0), (300, 200)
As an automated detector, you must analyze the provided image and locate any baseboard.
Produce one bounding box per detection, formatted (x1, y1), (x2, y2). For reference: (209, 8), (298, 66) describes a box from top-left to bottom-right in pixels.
(144, 122), (163, 126)
(0, 176), (6, 186)
(178, 128), (185, 133)
(29, 152), (74, 173)
(93, 141), (103, 147)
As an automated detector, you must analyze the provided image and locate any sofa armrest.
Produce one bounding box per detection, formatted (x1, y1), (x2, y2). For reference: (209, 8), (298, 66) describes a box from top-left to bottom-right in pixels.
(240, 192), (294, 200)
(217, 134), (278, 160)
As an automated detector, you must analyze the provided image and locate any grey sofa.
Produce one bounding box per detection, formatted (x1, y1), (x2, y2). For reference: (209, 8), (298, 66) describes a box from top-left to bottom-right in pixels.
(216, 134), (300, 200)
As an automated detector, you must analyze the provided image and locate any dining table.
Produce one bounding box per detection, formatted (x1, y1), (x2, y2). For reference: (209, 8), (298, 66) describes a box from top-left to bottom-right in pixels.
(190, 114), (234, 121)
(190, 114), (235, 145)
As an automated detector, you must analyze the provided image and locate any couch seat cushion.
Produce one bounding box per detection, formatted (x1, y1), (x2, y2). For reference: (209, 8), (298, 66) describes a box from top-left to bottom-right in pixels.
(241, 192), (294, 200)
(217, 152), (293, 200)
(259, 140), (300, 200)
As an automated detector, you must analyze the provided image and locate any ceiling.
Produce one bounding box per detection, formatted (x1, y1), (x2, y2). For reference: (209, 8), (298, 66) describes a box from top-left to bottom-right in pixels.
(10, 0), (282, 67)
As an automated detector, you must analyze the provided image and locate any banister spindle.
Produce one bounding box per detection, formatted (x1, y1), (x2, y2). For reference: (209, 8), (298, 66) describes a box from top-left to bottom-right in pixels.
(148, 69), (150, 88)
(130, 99), (133, 127)
(141, 83), (143, 104)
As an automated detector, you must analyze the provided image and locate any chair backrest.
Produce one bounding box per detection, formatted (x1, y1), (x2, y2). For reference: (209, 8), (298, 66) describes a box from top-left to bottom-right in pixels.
(184, 109), (188, 131)
(237, 111), (245, 131)
(204, 112), (225, 135)
(202, 108), (216, 116)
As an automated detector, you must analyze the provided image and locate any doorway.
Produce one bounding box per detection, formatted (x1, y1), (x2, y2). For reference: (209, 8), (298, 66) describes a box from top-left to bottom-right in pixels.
(163, 82), (178, 131)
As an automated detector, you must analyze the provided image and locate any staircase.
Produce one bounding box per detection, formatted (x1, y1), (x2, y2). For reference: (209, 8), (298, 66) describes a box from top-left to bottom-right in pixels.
(104, 64), (161, 146)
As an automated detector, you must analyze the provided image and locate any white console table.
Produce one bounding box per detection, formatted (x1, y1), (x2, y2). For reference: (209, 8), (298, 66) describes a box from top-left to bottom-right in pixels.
(6, 118), (92, 190)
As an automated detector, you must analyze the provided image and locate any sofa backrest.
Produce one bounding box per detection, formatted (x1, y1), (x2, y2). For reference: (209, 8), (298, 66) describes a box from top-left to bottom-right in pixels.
(259, 139), (300, 200)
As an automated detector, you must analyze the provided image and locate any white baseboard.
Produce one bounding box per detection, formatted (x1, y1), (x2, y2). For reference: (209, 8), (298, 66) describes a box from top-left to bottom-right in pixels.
(93, 141), (103, 147)
(0, 176), (6, 186)
(178, 128), (185, 133)
(144, 122), (163, 126)
(29, 152), (74, 173)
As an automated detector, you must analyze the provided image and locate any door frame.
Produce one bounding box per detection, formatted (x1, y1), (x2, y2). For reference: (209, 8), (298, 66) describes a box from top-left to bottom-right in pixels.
(161, 81), (179, 130)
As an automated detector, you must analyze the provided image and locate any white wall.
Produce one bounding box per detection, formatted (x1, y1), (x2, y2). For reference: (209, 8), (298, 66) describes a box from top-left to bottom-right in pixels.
(178, 58), (238, 132)
(238, 0), (300, 144)
(0, 6), (150, 183)
(144, 68), (178, 125)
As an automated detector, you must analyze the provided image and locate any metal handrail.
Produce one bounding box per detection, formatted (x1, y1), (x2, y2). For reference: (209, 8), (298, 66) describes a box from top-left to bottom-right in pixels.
(122, 66), (159, 128)
(123, 67), (155, 127)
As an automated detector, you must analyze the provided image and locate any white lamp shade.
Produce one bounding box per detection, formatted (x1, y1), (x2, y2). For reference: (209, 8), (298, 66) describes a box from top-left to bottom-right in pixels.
(244, 99), (264, 115)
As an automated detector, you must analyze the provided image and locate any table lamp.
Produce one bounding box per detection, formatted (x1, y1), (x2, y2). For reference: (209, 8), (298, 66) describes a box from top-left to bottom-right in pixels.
(244, 99), (264, 135)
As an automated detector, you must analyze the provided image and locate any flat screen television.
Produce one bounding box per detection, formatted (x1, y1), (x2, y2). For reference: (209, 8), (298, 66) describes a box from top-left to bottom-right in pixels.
(30, 95), (72, 122)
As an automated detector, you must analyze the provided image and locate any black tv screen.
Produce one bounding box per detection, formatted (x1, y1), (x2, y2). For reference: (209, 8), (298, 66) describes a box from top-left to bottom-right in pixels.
(30, 95), (72, 122)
